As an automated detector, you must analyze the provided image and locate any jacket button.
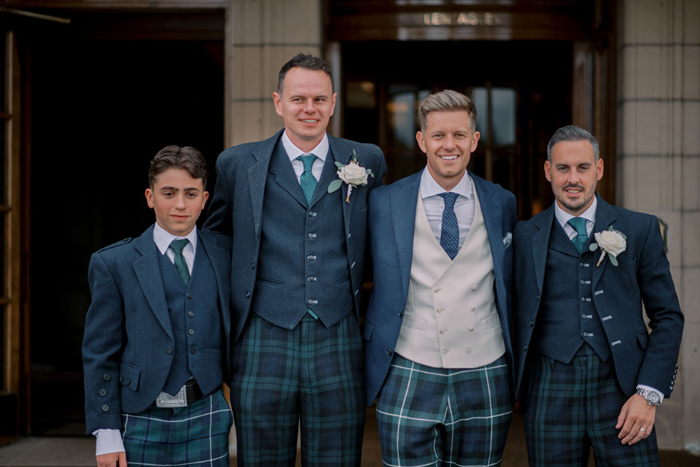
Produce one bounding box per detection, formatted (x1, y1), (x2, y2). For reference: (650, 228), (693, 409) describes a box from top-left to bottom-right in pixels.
(523, 345), (528, 351)
(126, 379), (131, 385)
(119, 376), (124, 383)
(245, 291), (251, 298)
(99, 389), (107, 397)
(387, 349), (393, 356)
(189, 329), (195, 335)
(398, 311), (403, 318)
(187, 293), (193, 299)
(166, 347), (173, 355)
(529, 321), (534, 327)
(308, 211), (316, 217)
(251, 262), (256, 269)
(103, 374), (111, 381)
(101, 404), (110, 412)
(191, 347), (196, 354)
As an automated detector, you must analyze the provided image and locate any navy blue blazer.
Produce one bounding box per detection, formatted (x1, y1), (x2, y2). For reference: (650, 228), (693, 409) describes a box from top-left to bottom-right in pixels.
(513, 195), (684, 399)
(363, 170), (517, 404)
(82, 226), (232, 433)
(204, 130), (387, 344)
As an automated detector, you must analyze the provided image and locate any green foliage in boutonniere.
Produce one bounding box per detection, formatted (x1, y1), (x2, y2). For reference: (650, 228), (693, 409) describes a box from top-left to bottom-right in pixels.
(589, 226), (627, 266)
(328, 150), (374, 202)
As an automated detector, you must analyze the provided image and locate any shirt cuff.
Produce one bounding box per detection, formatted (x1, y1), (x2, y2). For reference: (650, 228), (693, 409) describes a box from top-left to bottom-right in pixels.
(93, 429), (125, 456)
(636, 384), (665, 404)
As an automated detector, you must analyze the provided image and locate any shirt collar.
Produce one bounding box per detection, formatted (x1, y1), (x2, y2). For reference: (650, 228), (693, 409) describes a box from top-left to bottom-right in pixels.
(554, 195), (597, 228)
(152, 222), (198, 256)
(282, 131), (329, 162)
(420, 167), (473, 200)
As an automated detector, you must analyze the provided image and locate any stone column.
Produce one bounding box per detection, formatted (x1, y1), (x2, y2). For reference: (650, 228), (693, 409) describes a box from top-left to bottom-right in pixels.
(617, 0), (700, 453)
(224, 0), (323, 147)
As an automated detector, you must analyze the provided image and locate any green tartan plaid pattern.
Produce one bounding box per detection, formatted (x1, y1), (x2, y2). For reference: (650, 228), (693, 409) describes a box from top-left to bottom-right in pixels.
(376, 353), (513, 467)
(524, 344), (659, 466)
(121, 388), (232, 466)
(231, 313), (365, 466)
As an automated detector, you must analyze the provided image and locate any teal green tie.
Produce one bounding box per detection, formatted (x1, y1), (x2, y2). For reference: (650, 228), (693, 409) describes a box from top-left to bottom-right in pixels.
(298, 154), (318, 205)
(568, 217), (588, 254)
(169, 239), (190, 286)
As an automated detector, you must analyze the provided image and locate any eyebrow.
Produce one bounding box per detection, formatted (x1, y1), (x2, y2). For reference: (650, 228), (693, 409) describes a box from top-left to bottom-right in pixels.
(159, 186), (201, 192)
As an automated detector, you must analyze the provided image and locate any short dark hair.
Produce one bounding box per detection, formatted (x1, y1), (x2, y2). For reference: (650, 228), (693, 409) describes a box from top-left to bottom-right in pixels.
(278, 53), (333, 94)
(148, 145), (208, 189)
(418, 90), (478, 133)
(547, 125), (600, 161)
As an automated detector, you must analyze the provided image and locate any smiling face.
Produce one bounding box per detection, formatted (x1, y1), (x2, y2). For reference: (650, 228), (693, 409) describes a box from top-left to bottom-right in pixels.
(272, 67), (337, 153)
(416, 110), (480, 191)
(145, 168), (209, 236)
(545, 140), (604, 216)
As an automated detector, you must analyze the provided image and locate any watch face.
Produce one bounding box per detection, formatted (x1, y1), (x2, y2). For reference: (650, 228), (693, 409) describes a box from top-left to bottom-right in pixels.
(647, 392), (661, 405)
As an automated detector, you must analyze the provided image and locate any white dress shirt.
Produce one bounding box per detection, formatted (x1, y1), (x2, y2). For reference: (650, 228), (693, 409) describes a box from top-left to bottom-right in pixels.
(420, 168), (475, 248)
(553, 198), (663, 403)
(93, 224), (199, 456)
(282, 130), (328, 183)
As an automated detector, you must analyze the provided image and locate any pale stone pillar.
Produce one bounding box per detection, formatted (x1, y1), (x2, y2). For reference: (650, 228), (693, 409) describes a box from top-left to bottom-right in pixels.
(617, 0), (700, 453)
(224, 0), (323, 147)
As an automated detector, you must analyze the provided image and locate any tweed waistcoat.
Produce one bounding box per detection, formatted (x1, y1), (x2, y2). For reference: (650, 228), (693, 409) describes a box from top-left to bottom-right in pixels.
(395, 188), (505, 368)
(534, 221), (611, 363)
(158, 244), (223, 396)
(252, 142), (353, 329)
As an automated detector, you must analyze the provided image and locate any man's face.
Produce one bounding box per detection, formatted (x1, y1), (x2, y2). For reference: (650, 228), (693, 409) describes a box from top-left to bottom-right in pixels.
(272, 67), (337, 152)
(416, 110), (480, 191)
(145, 168), (209, 237)
(545, 140), (604, 216)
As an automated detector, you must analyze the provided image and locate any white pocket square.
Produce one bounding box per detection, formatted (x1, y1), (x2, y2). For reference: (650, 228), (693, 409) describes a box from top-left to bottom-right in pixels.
(503, 232), (512, 248)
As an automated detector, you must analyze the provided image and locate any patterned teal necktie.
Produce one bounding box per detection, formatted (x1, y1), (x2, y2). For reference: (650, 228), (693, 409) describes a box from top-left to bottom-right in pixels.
(298, 154), (318, 205)
(169, 239), (190, 286)
(439, 192), (460, 260)
(568, 217), (588, 254)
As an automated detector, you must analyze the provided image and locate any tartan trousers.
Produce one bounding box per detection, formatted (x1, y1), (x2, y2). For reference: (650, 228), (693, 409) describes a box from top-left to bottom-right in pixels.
(231, 313), (365, 466)
(524, 344), (659, 466)
(376, 353), (513, 467)
(121, 388), (232, 467)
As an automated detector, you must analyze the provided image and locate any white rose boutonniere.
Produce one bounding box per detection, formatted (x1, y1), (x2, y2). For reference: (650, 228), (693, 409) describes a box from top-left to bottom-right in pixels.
(589, 226), (627, 266)
(327, 150), (374, 202)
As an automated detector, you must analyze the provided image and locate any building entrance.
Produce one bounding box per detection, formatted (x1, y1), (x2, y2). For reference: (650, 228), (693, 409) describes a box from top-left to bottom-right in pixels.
(341, 40), (574, 218)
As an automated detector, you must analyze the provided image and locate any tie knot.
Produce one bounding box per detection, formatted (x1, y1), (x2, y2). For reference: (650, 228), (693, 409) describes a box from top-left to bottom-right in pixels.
(568, 217), (588, 236)
(440, 192), (459, 210)
(298, 154), (317, 173)
(169, 239), (189, 255)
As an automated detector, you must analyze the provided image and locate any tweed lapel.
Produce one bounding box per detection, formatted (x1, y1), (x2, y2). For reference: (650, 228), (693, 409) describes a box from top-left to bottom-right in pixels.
(472, 175), (504, 285)
(327, 137), (358, 235)
(592, 195), (618, 288)
(268, 138), (308, 208)
(393, 172), (421, 300)
(248, 131), (282, 241)
(133, 226), (173, 340)
(197, 231), (230, 315)
(310, 143), (341, 208)
(532, 205), (555, 295)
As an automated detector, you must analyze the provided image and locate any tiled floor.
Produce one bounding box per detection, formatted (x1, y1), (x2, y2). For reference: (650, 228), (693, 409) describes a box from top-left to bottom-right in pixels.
(1, 410), (698, 466)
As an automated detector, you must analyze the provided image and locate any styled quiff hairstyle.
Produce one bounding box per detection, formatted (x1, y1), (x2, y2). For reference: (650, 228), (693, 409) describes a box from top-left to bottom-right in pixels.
(418, 90), (478, 133)
(277, 53), (334, 94)
(547, 125), (600, 161)
(148, 145), (208, 189)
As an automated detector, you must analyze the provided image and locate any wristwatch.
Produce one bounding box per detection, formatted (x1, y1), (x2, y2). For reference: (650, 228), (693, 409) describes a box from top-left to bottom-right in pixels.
(636, 388), (662, 406)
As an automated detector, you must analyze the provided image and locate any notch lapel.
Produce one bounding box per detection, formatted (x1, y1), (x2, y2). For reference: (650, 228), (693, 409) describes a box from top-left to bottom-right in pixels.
(532, 206), (554, 295)
(393, 172), (421, 300)
(592, 195), (618, 288)
(472, 176), (504, 284)
(248, 131), (282, 241)
(133, 228), (173, 340)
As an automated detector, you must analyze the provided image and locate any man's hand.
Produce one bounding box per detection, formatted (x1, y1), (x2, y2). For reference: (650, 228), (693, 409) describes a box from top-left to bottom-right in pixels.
(616, 394), (655, 445)
(96, 451), (127, 467)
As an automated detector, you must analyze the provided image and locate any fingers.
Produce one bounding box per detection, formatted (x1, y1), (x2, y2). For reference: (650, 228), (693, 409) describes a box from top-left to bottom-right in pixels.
(118, 451), (128, 467)
(617, 395), (656, 445)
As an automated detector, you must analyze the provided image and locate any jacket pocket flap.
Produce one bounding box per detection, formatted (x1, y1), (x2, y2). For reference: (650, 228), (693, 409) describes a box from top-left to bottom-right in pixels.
(119, 362), (141, 391)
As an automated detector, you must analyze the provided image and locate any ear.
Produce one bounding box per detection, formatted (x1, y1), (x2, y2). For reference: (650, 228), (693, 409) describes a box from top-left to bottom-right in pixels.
(596, 158), (604, 181)
(145, 188), (154, 208)
(416, 131), (427, 153)
(544, 160), (552, 182)
(470, 130), (481, 153)
(201, 191), (210, 209)
(272, 92), (283, 117)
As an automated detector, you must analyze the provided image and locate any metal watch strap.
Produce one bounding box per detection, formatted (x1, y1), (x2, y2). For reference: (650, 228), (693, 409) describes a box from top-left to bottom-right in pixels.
(636, 388), (662, 406)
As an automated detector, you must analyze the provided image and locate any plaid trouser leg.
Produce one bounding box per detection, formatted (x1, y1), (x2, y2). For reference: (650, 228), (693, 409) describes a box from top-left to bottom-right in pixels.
(524, 344), (660, 467)
(121, 388), (232, 467)
(232, 313), (365, 467)
(376, 354), (513, 467)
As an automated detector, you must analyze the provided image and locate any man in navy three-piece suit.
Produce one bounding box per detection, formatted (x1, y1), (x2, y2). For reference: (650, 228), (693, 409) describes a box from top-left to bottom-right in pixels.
(204, 53), (386, 465)
(364, 90), (516, 466)
(514, 125), (684, 466)
(82, 146), (233, 467)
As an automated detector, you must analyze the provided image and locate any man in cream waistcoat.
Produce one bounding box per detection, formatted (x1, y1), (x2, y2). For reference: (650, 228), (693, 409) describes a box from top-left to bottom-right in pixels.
(364, 90), (517, 466)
